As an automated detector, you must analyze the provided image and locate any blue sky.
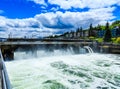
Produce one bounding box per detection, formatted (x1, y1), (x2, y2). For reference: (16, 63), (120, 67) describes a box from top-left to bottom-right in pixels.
(0, 0), (120, 38)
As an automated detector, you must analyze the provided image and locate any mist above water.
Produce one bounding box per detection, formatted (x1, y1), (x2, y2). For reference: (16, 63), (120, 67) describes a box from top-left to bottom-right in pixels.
(5, 48), (120, 89)
(14, 46), (91, 60)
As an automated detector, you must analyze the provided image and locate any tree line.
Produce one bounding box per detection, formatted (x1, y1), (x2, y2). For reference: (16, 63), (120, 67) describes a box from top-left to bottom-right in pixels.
(47, 20), (120, 42)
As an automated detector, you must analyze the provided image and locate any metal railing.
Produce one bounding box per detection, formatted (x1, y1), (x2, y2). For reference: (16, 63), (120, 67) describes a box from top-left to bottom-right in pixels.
(0, 48), (11, 89)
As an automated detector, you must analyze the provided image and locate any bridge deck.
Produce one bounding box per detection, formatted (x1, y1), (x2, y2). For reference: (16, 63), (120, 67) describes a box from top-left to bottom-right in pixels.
(0, 41), (94, 45)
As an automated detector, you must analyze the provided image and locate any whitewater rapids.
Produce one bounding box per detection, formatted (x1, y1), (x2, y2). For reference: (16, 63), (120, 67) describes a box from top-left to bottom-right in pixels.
(5, 51), (120, 89)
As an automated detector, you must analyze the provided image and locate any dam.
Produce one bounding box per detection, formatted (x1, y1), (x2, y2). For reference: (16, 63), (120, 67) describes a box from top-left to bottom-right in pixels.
(0, 38), (98, 61)
(0, 38), (120, 89)
(0, 38), (120, 61)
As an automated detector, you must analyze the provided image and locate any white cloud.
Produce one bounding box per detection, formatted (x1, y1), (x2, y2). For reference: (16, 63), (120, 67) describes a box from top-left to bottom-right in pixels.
(35, 7), (115, 29)
(28, 0), (45, 4)
(50, 7), (59, 12)
(82, 0), (117, 8)
(48, 0), (120, 9)
(49, 0), (84, 9)
(0, 16), (7, 27)
(0, 3), (116, 38)
(0, 16), (54, 38)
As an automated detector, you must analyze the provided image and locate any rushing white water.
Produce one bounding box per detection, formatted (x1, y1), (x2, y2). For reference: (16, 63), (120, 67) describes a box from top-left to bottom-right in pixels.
(84, 46), (94, 53)
(5, 50), (120, 89)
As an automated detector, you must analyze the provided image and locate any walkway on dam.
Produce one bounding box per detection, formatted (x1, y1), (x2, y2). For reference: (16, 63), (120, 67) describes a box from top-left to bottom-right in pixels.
(0, 41), (94, 45)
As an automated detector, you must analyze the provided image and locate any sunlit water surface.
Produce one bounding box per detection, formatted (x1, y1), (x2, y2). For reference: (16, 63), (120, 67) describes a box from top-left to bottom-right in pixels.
(5, 51), (120, 89)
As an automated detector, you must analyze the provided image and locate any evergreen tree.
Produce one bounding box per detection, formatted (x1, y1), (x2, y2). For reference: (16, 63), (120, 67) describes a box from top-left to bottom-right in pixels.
(119, 26), (120, 36)
(103, 22), (112, 42)
(76, 28), (79, 32)
(80, 27), (83, 37)
(116, 26), (120, 36)
(97, 24), (101, 31)
(88, 23), (93, 37)
(76, 28), (80, 37)
(96, 24), (102, 37)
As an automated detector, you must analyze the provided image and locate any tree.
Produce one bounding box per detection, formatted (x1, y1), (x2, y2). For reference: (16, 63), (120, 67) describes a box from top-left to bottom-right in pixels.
(96, 24), (102, 37)
(76, 28), (80, 37)
(103, 22), (112, 42)
(112, 20), (120, 25)
(88, 23), (93, 37)
(96, 24), (101, 31)
(79, 27), (83, 37)
(116, 26), (120, 37)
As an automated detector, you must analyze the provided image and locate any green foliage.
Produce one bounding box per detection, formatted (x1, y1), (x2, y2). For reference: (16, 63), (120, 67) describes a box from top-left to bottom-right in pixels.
(110, 20), (120, 29)
(89, 36), (95, 40)
(103, 22), (112, 42)
(115, 37), (120, 44)
(46, 20), (120, 41)
(111, 38), (116, 43)
(95, 20), (120, 30)
(88, 23), (93, 36)
(96, 38), (103, 43)
(112, 20), (120, 26)
(96, 25), (105, 30)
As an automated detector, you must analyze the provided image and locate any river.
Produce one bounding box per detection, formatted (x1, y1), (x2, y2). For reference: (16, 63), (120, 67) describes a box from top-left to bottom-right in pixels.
(5, 50), (120, 89)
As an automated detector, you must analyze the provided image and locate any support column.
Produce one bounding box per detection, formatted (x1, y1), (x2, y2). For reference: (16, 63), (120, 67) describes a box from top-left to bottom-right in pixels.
(1, 46), (14, 61)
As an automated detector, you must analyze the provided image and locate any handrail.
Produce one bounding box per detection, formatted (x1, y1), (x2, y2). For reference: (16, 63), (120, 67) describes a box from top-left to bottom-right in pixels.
(0, 48), (12, 89)
(2, 70), (7, 89)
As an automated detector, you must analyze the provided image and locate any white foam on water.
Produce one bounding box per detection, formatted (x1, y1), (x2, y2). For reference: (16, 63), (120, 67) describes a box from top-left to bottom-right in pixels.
(5, 51), (120, 89)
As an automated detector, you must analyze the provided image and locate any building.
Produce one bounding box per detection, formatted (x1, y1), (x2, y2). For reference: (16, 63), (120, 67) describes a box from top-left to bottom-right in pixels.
(98, 30), (105, 38)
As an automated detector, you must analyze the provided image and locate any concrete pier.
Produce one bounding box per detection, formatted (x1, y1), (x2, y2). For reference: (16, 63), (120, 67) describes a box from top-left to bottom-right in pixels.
(99, 43), (120, 54)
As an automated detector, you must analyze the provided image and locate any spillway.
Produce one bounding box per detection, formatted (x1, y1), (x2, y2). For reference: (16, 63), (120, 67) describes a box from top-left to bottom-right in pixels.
(5, 49), (120, 89)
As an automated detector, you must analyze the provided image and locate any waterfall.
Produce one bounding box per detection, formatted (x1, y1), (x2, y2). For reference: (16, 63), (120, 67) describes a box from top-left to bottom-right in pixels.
(5, 53), (120, 89)
(84, 46), (94, 53)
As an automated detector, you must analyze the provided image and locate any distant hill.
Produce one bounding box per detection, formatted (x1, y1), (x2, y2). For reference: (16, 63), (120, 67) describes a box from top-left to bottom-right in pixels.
(94, 20), (120, 30)
(110, 20), (120, 29)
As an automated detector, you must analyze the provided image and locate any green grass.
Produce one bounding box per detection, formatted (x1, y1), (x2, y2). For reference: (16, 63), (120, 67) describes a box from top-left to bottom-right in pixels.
(95, 38), (103, 43)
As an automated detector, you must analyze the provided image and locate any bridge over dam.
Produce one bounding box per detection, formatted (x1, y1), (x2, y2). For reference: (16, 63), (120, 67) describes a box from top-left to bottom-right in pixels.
(0, 38), (120, 89)
(0, 38), (98, 60)
(0, 38), (120, 60)
(0, 38), (97, 89)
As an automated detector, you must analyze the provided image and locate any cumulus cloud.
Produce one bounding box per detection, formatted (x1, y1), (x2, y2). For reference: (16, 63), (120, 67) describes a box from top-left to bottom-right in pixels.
(0, 0), (119, 38)
(35, 6), (115, 29)
(0, 16), (54, 38)
(35, 12), (74, 29)
(0, 6), (116, 38)
(0, 17), (37, 28)
(48, 0), (120, 9)
(49, 0), (83, 9)
(28, 0), (45, 4)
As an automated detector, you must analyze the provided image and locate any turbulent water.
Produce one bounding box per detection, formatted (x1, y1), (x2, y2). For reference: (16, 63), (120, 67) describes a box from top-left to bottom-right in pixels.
(5, 50), (120, 89)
